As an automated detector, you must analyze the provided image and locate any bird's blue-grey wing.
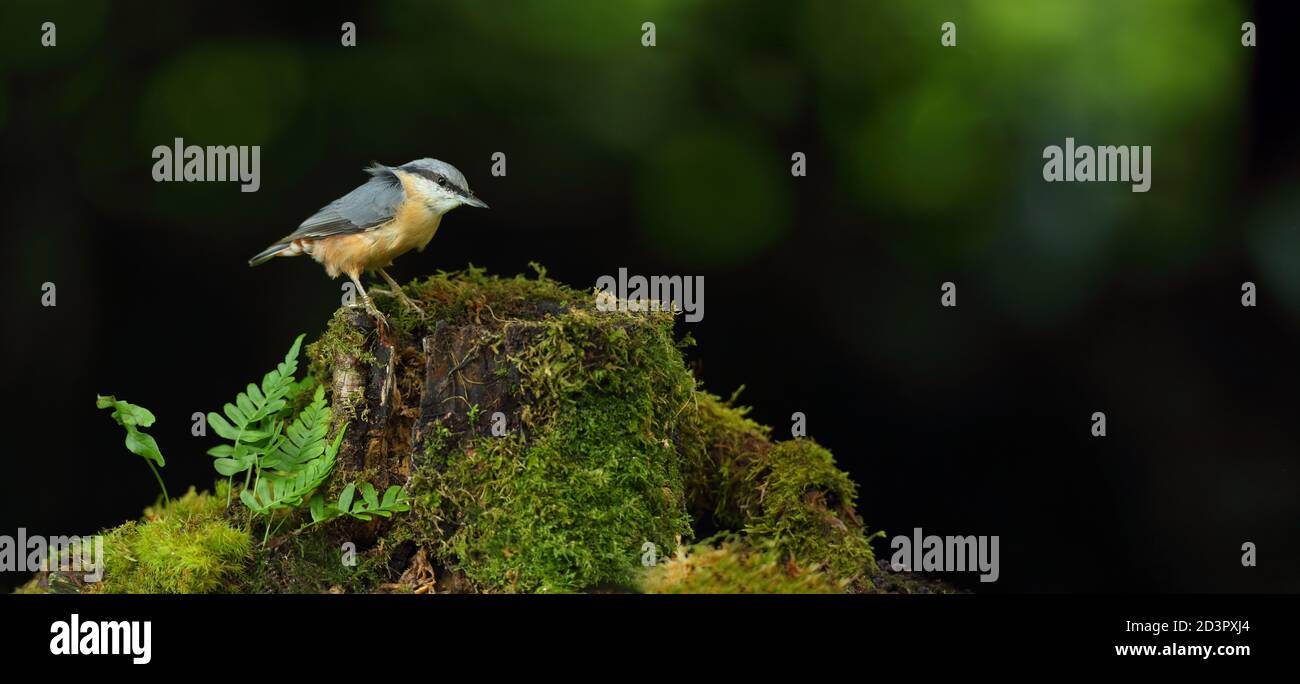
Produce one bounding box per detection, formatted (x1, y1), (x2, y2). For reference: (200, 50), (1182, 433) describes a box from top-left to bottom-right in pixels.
(283, 165), (404, 240)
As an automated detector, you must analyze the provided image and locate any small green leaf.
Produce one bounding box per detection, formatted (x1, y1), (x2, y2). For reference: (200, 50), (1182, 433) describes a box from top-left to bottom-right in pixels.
(207, 412), (241, 441)
(123, 404), (156, 428)
(337, 483), (356, 513)
(223, 402), (247, 427)
(124, 430), (164, 467)
(235, 394), (258, 421)
(310, 493), (327, 522)
(97, 395), (156, 428)
(244, 431), (273, 443)
(213, 458), (245, 477)
(362, 482), (379, 510)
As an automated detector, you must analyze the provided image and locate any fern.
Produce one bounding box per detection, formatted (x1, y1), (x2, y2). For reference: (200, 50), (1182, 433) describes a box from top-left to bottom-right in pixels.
(206, 334), (304, 480)
(96, 395), (169, 505)
(309, 482), (411, 525)
(240, 426), (345, 514)
(204, 334), (411, 544)
(261, 385), (331, 473)
(205, 345), (346, 517)
(237, 383), (348, 519)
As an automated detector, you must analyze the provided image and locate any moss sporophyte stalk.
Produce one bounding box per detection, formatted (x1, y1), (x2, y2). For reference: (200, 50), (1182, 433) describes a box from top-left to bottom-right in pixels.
(26, 267), (934, 594)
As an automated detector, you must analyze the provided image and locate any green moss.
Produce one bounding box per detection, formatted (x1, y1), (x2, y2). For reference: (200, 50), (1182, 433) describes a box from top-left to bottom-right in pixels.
(425, 418), (690, 592)
(90, 484), (251, 594)
(400, 263), (586, 329)
(238, 528), (387, 594)
(679, 391), (772, 525)
(404, 299), (696, 592)
(679, 393), (882, 589)
(736, 440), (880, 583)
(306, 306), (376, 383)
(641, 535), (841, 594)
(307, 263), (589, 397)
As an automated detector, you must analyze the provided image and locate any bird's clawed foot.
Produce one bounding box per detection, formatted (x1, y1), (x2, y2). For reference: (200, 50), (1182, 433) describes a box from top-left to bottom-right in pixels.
(358, 295), (392, 333)
(373, 287), (425, 316)
(349, 273), (391, 330)
(364, 299), (391, 331)
(396, 292), (425, 316)
(377, 269), (426, 317)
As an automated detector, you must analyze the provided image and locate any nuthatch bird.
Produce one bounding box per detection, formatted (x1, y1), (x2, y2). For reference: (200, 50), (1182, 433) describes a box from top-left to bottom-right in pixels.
(249, 159), (487, 318)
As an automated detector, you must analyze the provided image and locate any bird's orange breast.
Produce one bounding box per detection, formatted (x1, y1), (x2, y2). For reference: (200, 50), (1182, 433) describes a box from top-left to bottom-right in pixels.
(307, 175), (442, 278)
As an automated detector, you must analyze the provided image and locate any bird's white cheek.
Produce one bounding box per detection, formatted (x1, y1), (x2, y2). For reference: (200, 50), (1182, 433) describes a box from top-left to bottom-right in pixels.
(431, 197), (463, 214)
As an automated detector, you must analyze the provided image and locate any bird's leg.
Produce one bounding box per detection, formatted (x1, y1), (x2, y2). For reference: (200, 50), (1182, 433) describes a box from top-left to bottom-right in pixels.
(377, 268), (425, 316)
(348, 272), (388, 327)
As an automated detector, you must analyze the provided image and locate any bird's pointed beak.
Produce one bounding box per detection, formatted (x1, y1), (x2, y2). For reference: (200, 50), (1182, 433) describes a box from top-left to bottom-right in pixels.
(463, 193), (488, 209)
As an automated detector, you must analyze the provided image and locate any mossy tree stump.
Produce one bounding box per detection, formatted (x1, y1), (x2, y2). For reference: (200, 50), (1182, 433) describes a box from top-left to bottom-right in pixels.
(299, 268), (915, 593)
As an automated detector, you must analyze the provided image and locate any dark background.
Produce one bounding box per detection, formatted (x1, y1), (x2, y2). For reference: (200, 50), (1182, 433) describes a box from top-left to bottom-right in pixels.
(1, 0), (1296, 593)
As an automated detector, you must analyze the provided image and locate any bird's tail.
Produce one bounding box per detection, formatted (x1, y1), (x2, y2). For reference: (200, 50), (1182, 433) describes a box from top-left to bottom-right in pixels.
(248, 243), (290, 267)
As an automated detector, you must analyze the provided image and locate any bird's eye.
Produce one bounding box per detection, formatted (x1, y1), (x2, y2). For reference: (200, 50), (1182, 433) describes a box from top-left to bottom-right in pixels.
(436, 175), (447, 187)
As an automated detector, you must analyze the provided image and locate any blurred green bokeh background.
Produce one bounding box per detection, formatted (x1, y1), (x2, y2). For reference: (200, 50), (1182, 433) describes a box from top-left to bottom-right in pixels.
(1, 0), (1296, 592)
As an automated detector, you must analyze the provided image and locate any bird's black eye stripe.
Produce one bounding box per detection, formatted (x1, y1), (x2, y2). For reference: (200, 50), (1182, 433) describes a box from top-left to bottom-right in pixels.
(407, 167), (465, 194)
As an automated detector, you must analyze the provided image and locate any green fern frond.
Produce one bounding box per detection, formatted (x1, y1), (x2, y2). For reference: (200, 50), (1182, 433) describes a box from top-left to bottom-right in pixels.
(200, 333), (412, 538)
(206, 334), (304, 446)
(308, 482), (411, 524)
(206, 334), (305, 478)
(261, 385), (330, 473)
(96, 395), (169, 505)
(240, 424), (345, 514)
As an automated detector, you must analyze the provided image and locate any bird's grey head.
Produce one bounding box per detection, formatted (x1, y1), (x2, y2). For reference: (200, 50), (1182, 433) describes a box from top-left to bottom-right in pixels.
(393, 158), (488, 213)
